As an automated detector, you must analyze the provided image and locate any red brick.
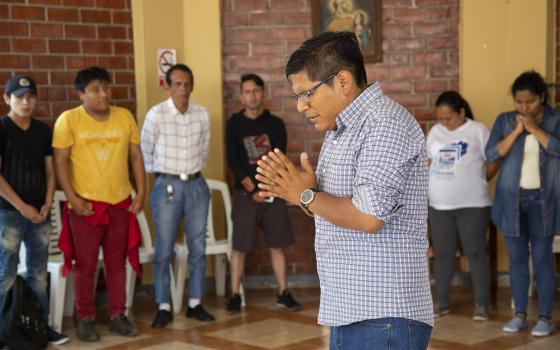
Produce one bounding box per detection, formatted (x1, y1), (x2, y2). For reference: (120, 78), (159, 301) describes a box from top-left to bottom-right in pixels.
(115, 71), (135, 84)
(270, 27), (305, 40)
(32, 55), (65, 69)
(98, 56), (127, 69)
(223, 43), (249, 56)
(428, 7), (451, 21)
(52, 101), (79, 117)
(63, 0), (94, 6)
(0, 5), (8, 19)
(414, 80), (449, 93)
(112, 10), (132, 25)
(67, 88), (79, 100)
(98, 26), (127, 39)
(270, 83), (293, 97)
(393, 8), (429, 22)
(416, 0), (450, 5)
(391, 94), (427, 107)
(252, 42), (285, 55)
(66, 56), (98, 69)
(110, 86), (128, 99)
(270, 57), (288, 69)
(384, 23), (412, 38)
(29, 0), (61, 4)
(428, 35), (457, 49)
(270, 0), (305, 11)
(366, 65), (391, 81)
(283, 11), (310, 25)
(223, 12), (249, 26)
(11, 5), (45, 21)
(392, 66), (426, 80)
(83, 40), (112, 54)
(38, 87), (67, 101)
(383, 0), (414, 7)
(384, 52), (409, 65)
(235, 56), (269, 70)
(14, 70), (49, 84)
(31, 23), (63, 37)
(49, 39), (80, 53)
(0, 55), (30, 69)
(381, 81), (412, 93)
(448, 51), (458, 64)
(231, 28), (268, 42)
(113, 41), (133, 55)
(414, 21), (447, 36)
(127, 56), (134, 69)
(81, 9), (111, 23)
(12, 38), (47, 53)
(97, 0), (125, 8)
(50, 71), (74, 84)
(233, 0), (268, 11)
(65, 24), (96, 38)
(47, 7), (79, 22)
(413, 51), (446, 65)
(250, 12), (283, 25)
(430, 64), (458, 78)
(390, 37), (425, 50)
(0, 38), (9, 51)
(0, 21), (29, 36)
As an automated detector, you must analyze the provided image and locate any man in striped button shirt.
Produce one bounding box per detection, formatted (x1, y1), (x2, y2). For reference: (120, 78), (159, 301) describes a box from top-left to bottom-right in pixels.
(256, 32), (434, 349)
(141, 64), (214, 327)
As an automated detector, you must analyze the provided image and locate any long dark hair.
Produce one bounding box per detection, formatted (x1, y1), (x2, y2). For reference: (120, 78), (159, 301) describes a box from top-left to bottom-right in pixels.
(435, 90), (474, 120)
(511, 70), (548, 105)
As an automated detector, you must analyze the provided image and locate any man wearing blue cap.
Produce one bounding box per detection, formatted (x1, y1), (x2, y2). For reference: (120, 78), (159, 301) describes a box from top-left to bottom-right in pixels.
(0, 76), (69, 347)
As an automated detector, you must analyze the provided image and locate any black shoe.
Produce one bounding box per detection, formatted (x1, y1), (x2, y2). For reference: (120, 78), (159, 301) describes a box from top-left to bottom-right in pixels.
(186, 305), (215, 322)
(108, 314), (139, 337)
(47, 327), (70, 345)
(227, 294), (242, 314)
(151, 309), (173, 328)
(76, 320), (100, 342)
(276, 290), (301, 311)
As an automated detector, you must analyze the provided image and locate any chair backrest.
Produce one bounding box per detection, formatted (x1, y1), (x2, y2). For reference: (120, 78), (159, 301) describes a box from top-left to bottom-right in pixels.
(205, 179), (233, 244)
(48, 190), (67, 255)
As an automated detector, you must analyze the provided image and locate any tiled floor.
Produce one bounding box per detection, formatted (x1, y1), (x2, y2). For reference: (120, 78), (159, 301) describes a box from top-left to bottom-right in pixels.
(50, 286), (560, 349)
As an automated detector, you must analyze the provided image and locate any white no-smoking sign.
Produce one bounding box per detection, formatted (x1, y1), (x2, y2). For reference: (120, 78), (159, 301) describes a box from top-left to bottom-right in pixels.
(157, 49), (176, 87)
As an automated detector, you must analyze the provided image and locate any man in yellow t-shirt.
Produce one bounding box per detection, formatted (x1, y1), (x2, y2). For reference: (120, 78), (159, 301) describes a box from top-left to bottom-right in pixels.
(52, 67), (146, 343)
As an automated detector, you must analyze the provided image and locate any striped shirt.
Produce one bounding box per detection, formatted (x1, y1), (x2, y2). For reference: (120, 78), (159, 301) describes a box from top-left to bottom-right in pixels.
(141, 98), (210, 175)
(315, 83), (434, 327)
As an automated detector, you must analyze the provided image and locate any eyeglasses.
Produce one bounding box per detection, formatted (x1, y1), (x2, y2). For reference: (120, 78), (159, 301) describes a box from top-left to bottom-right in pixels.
(293, 72), (338, 102)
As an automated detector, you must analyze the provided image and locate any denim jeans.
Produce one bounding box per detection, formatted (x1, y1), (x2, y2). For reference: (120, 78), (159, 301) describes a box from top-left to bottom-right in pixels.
(151, 175), (210, 304)
(0, 210), (50, 324)
(504, 189), (557, 319)
(330, 317), (432, 350)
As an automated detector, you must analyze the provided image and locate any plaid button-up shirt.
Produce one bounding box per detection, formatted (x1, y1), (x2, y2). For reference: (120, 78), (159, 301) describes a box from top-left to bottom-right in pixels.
(315, 83), (434, 327)
(141, 98), (210, 175)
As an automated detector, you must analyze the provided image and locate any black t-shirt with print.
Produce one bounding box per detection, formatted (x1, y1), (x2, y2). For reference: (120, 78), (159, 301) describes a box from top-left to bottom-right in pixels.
(226, 110), (287, 191)
(0, 115), (53, 211)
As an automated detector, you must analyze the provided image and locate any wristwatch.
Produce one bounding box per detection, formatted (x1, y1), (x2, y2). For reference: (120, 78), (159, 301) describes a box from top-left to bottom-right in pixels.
(300, 188), (322, 213)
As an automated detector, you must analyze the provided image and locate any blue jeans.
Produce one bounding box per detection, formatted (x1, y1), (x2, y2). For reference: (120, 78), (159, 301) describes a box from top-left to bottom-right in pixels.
(504, 189), (557, 319)
(0, 210), (50, 324)
(151, 176), (210, 304)
(330, 317), (432, 350)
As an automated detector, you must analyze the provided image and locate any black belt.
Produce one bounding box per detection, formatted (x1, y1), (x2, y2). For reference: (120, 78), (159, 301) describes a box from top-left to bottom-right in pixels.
(155, 172), (201, 181)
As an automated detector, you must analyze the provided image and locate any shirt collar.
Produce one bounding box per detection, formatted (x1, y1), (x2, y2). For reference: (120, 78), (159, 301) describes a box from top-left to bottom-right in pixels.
(166, 97), (190, 115)
(335, 82), (384, 130)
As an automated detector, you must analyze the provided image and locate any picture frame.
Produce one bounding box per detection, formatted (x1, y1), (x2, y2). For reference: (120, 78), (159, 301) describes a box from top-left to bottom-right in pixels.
(312, 0), (383, 63)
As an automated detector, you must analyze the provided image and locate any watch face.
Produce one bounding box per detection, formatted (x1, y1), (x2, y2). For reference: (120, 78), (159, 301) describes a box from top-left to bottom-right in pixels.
(300, 189), (314, 205)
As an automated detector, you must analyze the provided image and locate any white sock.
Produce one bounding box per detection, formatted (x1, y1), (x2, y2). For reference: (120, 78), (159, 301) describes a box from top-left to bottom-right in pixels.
(188, 298), (200, 308)
(159, 303), (171, 311)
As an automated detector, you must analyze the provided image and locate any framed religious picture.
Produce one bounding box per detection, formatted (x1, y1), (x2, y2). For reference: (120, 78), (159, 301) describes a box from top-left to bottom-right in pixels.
(312, 0), (383, 63)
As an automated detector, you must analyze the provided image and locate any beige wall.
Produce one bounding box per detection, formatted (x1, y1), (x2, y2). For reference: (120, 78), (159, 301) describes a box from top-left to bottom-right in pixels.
(461, 0), (556, 271)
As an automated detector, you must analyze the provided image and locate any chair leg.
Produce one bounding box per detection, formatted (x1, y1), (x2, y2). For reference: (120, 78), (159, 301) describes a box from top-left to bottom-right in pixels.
(214, 254), (226, 297)
(63, 273), (74, 317)
(169, 264), (178, 312)
(125, 263), (136, 316)
(48, 267), (67, 333)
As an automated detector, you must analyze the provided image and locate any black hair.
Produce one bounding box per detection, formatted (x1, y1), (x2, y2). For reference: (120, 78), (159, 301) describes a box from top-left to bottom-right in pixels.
(74, 66), (110, 92)
(511, 70), (548, 105)
(240, 73), (265, 89)
(435, 90), (474, 120)
(285, 31), (367, 88)
(165, 64), (193, 86)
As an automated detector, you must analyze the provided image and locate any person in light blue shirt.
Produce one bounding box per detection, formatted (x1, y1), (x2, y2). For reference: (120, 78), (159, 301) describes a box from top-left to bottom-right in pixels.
(485, 70), (559, 337)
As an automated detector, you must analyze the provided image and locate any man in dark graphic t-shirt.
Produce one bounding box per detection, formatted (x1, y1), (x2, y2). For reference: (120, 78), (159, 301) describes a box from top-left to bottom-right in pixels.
(0, 76), (69, 346)
(225, 73), (300, 314)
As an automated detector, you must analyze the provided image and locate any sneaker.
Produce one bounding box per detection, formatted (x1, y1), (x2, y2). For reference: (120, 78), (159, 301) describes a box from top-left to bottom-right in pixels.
(76, 319), (100, 342)
(433, 304), (450, 318)
(108, 314), (139, 337)
(502, 316), (528, 333)
(227, 294), (242, 314)
(47, 327), (70, 345)
(186, 305), (216, 322)
(531, 319), (556, 337)
(151, 309), (173, 328)
(276, 290), (301, 311)
(472, 304), (490, 321)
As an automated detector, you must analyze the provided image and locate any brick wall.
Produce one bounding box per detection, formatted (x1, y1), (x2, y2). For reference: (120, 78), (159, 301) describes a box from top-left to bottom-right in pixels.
(0, 0), (136, 124)
(222, 0), (459, 278)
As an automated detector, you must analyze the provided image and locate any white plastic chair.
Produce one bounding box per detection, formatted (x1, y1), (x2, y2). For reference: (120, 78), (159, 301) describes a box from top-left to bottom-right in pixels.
(171, 179), (243, 314)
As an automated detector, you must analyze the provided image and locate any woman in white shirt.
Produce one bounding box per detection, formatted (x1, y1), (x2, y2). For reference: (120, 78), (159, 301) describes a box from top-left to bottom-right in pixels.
(427, 91), (498, 321)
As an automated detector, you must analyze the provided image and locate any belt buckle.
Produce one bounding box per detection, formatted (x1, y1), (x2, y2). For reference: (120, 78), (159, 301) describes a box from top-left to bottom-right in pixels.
(179, 173), (188, 181)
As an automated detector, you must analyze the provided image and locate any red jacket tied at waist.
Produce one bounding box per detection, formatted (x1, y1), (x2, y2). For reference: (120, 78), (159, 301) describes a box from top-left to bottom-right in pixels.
(58, 196), (142, 278)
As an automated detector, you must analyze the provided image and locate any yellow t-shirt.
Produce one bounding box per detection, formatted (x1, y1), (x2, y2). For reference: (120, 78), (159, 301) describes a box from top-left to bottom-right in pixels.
(52, 105), (140, 204)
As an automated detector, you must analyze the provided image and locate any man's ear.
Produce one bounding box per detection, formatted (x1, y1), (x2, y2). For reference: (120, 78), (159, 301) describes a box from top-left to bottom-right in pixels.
(3, 94), (9, 105)
(335, 70), (354, 95)
(78, 90), (85, 102)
